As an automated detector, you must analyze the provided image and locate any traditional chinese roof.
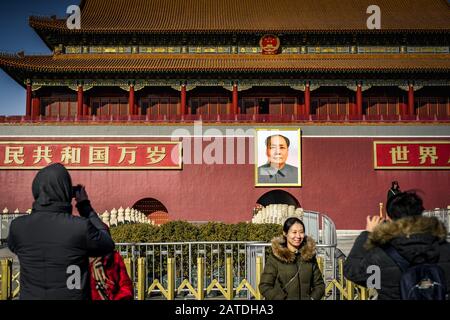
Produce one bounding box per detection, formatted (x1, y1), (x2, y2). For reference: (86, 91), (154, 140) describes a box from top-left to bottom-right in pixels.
(29, 0), (450, 33)
(1, 53), (449, 75)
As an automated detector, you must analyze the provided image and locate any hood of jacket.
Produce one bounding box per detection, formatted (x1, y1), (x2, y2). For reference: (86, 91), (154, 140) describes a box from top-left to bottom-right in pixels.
(32, 163), (73, 214)
(271, 235), (316, 263)
(366, 215), (448, 264)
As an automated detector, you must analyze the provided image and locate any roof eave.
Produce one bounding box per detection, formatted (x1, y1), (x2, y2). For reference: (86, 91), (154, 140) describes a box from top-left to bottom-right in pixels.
(27, 20), (450, 35)
(29, 17), (55, 51)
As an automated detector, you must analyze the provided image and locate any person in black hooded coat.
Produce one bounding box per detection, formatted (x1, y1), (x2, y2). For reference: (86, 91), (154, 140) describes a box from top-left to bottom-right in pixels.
(344, 192), (450, 300)
(7, 163), (115, 300)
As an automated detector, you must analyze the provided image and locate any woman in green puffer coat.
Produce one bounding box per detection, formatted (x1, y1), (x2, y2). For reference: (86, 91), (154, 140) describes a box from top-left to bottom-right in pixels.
(259, 217), (325, 300)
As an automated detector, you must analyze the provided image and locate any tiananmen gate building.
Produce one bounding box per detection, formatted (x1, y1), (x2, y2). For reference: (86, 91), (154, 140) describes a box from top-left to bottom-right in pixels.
(0, 0), (449, 230)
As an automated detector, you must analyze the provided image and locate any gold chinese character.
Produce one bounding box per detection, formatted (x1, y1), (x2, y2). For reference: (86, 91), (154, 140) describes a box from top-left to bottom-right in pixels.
(389, 146), (409, 164)
(32, 146), (52, 164)
(4, 146), (25, 164)
(89, 146), (109, 164)
(419, 146), (438, 164)
(61, 147), (81, 164)
(146, 146), (166, 164)
(118, 147), (137, 165)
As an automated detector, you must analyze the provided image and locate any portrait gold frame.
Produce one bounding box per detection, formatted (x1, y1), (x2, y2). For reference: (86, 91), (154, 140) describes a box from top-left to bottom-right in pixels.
(254, 128), (301, 187)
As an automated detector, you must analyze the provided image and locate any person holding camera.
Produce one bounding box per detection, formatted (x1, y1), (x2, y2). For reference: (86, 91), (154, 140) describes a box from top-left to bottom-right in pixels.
(8, 163), (115, 300)
(259, 217), (325, 300)
(343, 191), (450, 299)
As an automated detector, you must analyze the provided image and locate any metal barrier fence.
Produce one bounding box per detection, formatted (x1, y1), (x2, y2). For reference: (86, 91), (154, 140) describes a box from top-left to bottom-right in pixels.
(6, 208), (449, 300)
(114, 210), (340, 300)
(1, 255), (372, 300)
(423, 208), (450, 238)
(1, 210), (340, 300)
(115, 241), (347, 300)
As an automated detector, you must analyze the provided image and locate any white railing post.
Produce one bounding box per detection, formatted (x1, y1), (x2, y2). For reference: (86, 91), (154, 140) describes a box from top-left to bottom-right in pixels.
(110, 208), (118, 227)
(101, 210), (110, 227)
(124, 207), (131, 223)
(117, 207), (125, 224)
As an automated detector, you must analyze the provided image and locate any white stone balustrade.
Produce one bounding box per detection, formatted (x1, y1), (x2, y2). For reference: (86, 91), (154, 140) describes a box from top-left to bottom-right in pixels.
(0, 206), (152, 226)
(252, 204), (304, 226)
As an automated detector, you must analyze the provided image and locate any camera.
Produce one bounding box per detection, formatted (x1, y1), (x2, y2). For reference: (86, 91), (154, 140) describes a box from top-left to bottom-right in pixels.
(72, 185), (82, 198)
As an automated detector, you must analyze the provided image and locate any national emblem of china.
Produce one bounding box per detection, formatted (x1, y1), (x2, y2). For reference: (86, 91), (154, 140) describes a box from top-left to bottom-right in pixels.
(259, 35), (280, 55)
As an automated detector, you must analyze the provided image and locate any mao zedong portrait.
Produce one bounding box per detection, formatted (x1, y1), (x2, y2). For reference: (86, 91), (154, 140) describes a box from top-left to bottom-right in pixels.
(257, 134), (298, 184)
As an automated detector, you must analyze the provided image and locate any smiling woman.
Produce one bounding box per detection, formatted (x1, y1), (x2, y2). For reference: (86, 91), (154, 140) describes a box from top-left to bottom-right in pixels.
(259, 217), (325, 300)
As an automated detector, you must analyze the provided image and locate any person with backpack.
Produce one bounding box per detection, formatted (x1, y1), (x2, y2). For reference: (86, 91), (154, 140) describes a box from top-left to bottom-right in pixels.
(344, 191), (450, 300)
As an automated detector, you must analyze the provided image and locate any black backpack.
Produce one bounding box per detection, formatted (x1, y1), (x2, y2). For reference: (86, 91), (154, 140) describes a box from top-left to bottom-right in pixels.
(385, 246), (447, 300)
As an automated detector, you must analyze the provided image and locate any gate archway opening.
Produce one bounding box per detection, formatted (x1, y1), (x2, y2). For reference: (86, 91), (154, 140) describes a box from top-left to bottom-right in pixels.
(132, 198), (169, 225)
(254, 190), (301, 216)
(256, 190), (301, 208)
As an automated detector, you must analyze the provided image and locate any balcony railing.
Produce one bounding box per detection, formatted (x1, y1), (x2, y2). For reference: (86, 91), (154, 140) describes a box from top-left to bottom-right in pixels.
(0, 114), (448, 124)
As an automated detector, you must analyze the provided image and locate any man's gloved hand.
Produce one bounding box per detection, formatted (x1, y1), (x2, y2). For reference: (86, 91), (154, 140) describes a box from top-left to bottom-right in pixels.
(74, 185), (89, 203)
(74, 185), (94, 217)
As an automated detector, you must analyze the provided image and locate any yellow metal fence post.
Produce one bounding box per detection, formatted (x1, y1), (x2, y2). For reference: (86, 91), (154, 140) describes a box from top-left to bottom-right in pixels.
(338, 258), (345, 300)
(124, 257), (133, 280)
(255, 256), (263, 300)
(167, 257), (175, 300)
(137, 257), (146, 300)
(0, 259), (12, 300)
(197, 257), (204, 300)
(346, 279), (355, 300)
(226, 257), (234, 300)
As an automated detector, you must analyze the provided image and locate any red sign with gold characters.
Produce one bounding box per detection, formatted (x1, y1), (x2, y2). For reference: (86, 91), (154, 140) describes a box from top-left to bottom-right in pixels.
(374, 141), (450, 169)
(0, 141), (182, 170)
(259, 34), (280, 55)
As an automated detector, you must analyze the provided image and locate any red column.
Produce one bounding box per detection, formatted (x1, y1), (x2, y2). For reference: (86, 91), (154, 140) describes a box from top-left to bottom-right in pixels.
(408, 84), (415, 115)
(232, 83), (238, 115)
(180, 84), (187, 115)
(77, 85), (83, 116)
(399, 96), (407, 116)
(31, 97), (40, 117)
(26, 82), (32, 116)
(356, 84), (363, 116)
(128, 84), (135, 116)
(304, 83), (311, 116)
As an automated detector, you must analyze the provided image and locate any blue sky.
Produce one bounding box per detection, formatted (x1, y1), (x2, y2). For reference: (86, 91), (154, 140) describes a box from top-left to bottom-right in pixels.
(0, 0), (77, 115)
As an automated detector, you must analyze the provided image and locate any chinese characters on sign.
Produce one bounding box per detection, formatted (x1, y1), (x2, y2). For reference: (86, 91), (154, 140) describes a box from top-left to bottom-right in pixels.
(0, 141), (182, 169)
(374, 141), (450, 169)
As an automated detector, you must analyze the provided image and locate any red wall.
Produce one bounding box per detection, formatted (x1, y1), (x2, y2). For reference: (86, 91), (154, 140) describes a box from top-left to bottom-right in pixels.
(1, 137), (449, 229)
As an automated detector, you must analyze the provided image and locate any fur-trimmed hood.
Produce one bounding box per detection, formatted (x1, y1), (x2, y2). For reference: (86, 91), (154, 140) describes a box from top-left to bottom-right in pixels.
(271, 235), (316, 263)
(366, 216), (448, 264)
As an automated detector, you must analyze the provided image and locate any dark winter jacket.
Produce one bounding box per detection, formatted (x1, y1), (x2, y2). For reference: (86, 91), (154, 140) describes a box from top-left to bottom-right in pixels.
(259, 236), (325, 300)
(7, 163), (115, 300)
(344, 216), (450, 300)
